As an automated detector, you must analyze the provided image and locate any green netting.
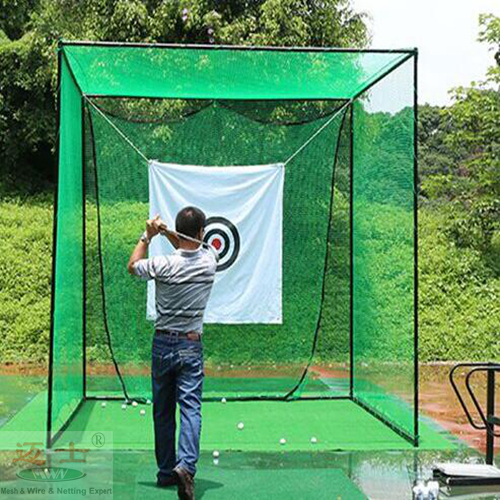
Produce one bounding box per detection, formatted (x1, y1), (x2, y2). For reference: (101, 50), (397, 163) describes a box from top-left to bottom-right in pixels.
(49, 55), (84, 440)
(352, 58), (416, 438)
(84, 99), (347, 399)
(64, 44), (410, 100)
(314, 105), (351, 381)
(48, 43), (417, 446)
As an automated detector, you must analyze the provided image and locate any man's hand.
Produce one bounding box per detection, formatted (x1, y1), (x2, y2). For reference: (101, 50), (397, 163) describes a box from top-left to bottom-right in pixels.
(146, 214), (167, 240)
(128, 215), (167, 275)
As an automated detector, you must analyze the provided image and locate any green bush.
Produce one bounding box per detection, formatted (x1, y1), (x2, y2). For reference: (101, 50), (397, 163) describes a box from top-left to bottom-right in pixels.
(0, 193), (53, 364)
(0, 0), (369, 193)
(2, 194), (500, 365)
(419, 206), (500, 361)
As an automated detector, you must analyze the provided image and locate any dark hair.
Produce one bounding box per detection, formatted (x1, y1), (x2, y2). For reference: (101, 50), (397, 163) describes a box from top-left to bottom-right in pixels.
(175, 206), (206, 238)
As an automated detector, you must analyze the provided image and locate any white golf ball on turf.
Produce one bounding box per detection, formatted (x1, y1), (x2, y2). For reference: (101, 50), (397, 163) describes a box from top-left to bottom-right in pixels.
(280, 438), (286, 445)
(221, 397), (227, 404)
(140, 409), (146, 416)
(146, 399), (152, 405)
(311, 437), (318, 444)
(101, 402), (106, 408)
(132, 401), (138, 407)
(212, 450), (220, 458)
(213, 458), (219, 466)
(121, 404), (127, 410)
(238, 422), (244, 430)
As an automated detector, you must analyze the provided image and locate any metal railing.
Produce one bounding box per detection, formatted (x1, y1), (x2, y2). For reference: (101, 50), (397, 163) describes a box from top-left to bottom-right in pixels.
(450, 362), (500, 464)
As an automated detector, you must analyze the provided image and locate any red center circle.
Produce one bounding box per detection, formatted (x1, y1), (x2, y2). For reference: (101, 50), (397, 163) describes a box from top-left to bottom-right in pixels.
(212, 238), (222, 250)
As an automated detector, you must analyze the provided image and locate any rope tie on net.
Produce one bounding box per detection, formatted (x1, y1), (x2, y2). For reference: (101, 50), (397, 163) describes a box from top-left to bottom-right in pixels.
(282, 98), (353, 166)
(84, 94), (150, 163)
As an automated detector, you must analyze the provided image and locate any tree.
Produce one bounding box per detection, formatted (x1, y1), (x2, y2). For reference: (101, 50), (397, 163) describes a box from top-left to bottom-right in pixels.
(0, 0), (368, 193)
(0, 0), (39, 40)
(416, 14), (500, 257)
(442, 14), (500, 254)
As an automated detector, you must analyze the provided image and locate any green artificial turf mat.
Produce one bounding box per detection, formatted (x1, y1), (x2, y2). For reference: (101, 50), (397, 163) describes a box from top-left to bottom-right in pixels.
(133, 465), (367, 499)
(59, 399), (456, 451)
(0, 392), (47, 449)
(0, 394), (459, 452)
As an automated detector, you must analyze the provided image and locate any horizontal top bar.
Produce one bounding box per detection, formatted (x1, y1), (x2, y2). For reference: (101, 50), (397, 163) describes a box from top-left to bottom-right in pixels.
(59, 39), (418, 55)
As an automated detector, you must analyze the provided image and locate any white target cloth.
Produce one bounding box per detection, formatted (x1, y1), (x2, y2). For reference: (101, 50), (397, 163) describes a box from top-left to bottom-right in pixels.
(147, 160), (284, 324)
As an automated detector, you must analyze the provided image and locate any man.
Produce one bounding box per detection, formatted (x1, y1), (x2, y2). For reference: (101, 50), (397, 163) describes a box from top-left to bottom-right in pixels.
(128, 206), (218, 500)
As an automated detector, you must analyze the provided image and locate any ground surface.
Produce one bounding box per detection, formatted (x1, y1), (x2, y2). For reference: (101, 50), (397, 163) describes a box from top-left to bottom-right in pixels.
(2, 366), (500, 499)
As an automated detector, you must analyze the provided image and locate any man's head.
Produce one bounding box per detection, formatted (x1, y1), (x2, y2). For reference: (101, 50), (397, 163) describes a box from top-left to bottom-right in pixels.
(175, 206), (206, 241)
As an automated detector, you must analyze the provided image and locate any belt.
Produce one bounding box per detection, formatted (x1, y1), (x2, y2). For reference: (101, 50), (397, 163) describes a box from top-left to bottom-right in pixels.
(155, 330), (201, 341)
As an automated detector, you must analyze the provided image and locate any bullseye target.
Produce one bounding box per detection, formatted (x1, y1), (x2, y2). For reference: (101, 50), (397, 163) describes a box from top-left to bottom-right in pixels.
(203, 216), (240, 272)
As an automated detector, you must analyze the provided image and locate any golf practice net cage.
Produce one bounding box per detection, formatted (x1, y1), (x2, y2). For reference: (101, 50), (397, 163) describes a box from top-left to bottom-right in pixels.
(48, 41), (418, 447)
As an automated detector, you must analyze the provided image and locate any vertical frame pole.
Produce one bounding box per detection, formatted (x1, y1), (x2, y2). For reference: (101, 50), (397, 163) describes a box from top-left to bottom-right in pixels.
(81, 97), (87, 400)
(413, 50), (420, 445)
(486, 369), (495, 465)
(349, 103), (354, 399)
(46, 46), (63, 449)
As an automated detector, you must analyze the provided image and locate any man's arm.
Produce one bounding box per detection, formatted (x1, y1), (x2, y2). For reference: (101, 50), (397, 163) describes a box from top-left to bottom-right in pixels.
(163, 230), (180, 250)
(127, 239), (149, 275)
(127, 214), (168, 275)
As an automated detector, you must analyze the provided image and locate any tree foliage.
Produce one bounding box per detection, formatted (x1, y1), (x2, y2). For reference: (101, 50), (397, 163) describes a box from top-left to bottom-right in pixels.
(0, 0), (39, 40)
(0, 0), (368, 193)
(419, 14), (500, 259)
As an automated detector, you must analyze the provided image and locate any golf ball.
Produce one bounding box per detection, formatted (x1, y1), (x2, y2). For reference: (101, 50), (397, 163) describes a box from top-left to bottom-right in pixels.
(280, 438), (286, 445)
(238, 422), (244, 430)
(221, 397), (227, 404)
(132, 401), (138, 407)
(213, 450), (220, 458)
(121, 404), (127, 410)
(140, 409), (146, 416)
(213, 458), (219, 466)
(101, 402), (106, 408)
(146, 399), (152, 405)
(311, 437), (318, 444)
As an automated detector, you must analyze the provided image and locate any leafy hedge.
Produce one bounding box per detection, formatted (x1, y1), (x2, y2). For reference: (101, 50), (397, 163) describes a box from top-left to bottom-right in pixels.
(0, 194), (52, 363)
(1, 195), (499, 365)
(419, 206), (500, 361)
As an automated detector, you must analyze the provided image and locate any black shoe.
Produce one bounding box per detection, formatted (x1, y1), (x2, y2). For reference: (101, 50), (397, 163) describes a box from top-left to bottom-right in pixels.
(173, 466), (195, 500)
(157, 475), (178, 488)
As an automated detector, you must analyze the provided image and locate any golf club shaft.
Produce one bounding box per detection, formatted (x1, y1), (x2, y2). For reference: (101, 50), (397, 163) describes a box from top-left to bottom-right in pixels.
(160, 228), (206, 247)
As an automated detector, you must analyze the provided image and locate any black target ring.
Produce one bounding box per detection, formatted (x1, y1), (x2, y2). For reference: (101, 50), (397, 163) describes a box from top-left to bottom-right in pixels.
(203, 216), (240, 272)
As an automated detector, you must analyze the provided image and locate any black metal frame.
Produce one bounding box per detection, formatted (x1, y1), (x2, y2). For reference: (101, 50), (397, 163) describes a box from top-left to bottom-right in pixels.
(46, 48), (62, 450)
(450, 362), (500, 465)
(46, 48), (87, 449)
(47, 41), (419, 448)
(61, 39), (417, 54)
(413, 50), (420, 446)
(349, 103), (354, 399)
(81, 97), (87, 401)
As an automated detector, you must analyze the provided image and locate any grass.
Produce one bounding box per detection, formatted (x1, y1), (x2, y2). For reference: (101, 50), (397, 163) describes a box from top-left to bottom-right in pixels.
(1, 192), (499, 365)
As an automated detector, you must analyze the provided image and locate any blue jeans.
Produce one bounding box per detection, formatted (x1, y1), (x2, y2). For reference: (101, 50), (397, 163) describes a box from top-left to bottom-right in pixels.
(151, 334), (204, 479)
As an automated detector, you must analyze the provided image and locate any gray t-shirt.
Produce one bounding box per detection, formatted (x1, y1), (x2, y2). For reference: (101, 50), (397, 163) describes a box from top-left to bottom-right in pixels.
(133, 246), (218, 334)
